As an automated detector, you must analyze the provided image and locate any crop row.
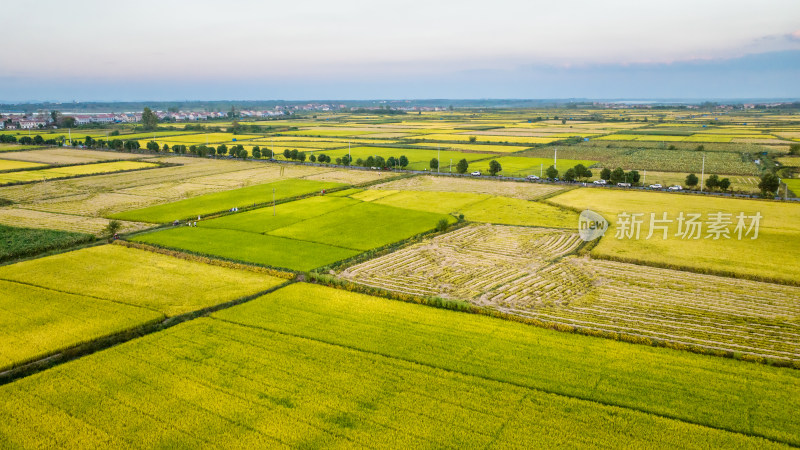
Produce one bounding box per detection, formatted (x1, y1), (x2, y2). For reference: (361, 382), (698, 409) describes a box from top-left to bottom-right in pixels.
(342, 223), (800, 361)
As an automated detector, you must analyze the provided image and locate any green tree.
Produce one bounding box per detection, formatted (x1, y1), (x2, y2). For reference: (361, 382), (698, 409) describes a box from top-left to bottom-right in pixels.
(61, 116), (76, 128)
(456, 158), (469, 174)
(610, 168), (626, 184)
(399, 155), (409, 168)
(430, 158), (439, 170)
(298, 151), (306, 162)
(309, 154), (316, 162)
(546, 165), (558, 179)
(283, 149), (291, 159)
(695, 144), (705, 151)
(141, 107), (158, 130)
(573, 164), (593, 180)
(387, 156), (397, 167)
(103, 220), (122, 238)
(341, 155), (352, 166)
(628, 170), (641, 184)
(789, 144), (800, 156)
(488, 160), (502, 176)
(706, 174), (720, 191)
(239, 148), (248, 158)
(685, 173), (699, 187)
(365, 156), (376, 167)
(252, 147), (261, 158)
(124, 140), (139, 151)
(563, 168), (577, 182)
(758, 173), (780, 197)
(435, 218), (449, 232)
(217, 144), (228, 156)
(290, 149), (299, 160)
(162, 144), (170, 153)
(33, 135), (44, 145)
(719, 178), (731, 191)
(600, 168), (612, 180)
(468, 136), (477, 143)
(146, 141), (159, 151)
(374, 155), (385, 167)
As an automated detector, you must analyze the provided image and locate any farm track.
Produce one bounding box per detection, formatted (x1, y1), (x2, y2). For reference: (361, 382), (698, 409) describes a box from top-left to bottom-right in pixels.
(341, 223), (800, 361)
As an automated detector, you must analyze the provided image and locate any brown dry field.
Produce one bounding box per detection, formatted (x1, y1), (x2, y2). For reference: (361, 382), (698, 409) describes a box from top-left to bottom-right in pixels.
(0, 148), (151, 165)
(369, 175), (566, 200)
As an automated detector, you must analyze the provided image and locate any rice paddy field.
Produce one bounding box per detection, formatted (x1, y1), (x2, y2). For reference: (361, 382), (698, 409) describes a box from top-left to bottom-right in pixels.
(548, 188), (800, 284)
(341, 224), (800, 361)
(406, 142), (533, 153)
(301, 145), (497, 171)
(2, 108), (800, 447)
(131, 195), (454, 271)
(0, 157), (386, 234)
(0, 159), (46, 171)
(110, 178), (345, 223)
(0, 160), (159, 185)
(0, 244), (288, 371)
(0, 223), (93, 262)
(0, 144), (46, 152)
(520, 145), (759, 175)
(0, 282), (797, 447)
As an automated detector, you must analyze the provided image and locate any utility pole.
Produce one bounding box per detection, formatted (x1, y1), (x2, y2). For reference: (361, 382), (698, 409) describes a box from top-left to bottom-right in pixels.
(540, 163), (543, 178)
(554, 148), (557, 170)
(700, 154), (705, 192)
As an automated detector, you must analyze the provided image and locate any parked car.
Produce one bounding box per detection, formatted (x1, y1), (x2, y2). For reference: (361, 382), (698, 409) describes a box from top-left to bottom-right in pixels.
(593, 179), (607, 185)
(471, 171), (481, 176)
(617, 182), (632, 187)
(527, 175), (540, 180)
(649, 184), (663, 189)
(668, 185), (683, 191)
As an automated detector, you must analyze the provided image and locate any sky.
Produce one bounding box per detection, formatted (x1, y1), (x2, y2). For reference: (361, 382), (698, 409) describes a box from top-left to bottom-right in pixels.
(1, 0), (799, 102)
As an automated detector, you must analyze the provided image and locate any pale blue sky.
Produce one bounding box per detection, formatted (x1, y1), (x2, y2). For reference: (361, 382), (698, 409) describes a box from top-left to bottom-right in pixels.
(1, 0), (798, 101)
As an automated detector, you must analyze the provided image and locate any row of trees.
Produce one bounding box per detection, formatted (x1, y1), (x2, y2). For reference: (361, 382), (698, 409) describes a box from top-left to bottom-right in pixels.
(683, 173), (731, 191)
(543, 164), (600, 182)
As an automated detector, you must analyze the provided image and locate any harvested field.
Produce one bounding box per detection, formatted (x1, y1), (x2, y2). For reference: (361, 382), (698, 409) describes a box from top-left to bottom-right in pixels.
(340, 224), (582, 299)
(340, 224), (800, 361)
(0, 156), (386, 233)
(0, 207), (150, 235)
(0, 148), (149, 165)
(369, 174), (566, 199)
(0, 161), (159, 185)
